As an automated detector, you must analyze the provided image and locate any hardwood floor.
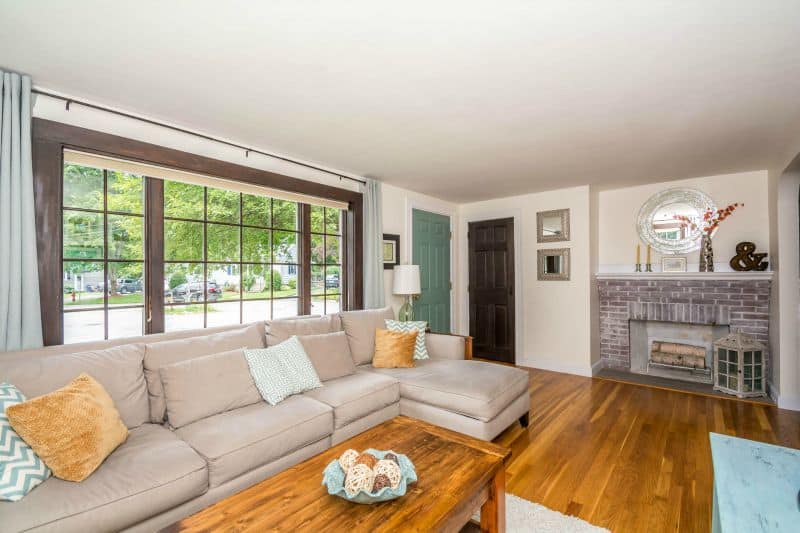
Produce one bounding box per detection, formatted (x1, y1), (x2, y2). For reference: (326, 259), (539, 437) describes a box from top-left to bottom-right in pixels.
(494, 368), (800, 533)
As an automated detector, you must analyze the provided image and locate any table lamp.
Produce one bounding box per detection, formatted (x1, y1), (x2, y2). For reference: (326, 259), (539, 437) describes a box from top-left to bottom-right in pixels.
(392, 265), (421, 321)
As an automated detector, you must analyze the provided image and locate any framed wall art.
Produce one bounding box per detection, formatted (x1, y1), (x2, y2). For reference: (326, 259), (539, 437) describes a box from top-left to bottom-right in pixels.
(383, 234), (400, 270)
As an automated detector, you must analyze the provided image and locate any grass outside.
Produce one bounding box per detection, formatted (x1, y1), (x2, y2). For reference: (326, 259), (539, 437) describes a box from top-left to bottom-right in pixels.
(65, 293), (141, 306)
(65, 288), (298, 306)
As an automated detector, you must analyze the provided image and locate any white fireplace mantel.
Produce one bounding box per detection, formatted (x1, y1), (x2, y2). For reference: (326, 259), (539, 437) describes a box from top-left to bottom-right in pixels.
(595, 272), (774, 281)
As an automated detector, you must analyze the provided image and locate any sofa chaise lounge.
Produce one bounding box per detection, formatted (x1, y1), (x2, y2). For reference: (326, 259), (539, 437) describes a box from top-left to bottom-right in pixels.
(0, 307), (530, 532)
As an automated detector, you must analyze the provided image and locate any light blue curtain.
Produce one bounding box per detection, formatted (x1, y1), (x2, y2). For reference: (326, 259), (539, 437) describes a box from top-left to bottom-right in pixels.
(361, 178), (385, 308)
(0, 71), (43, 351)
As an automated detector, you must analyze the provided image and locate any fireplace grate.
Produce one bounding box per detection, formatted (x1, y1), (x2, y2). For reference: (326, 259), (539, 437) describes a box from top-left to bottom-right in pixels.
(646, 361), (712, 383)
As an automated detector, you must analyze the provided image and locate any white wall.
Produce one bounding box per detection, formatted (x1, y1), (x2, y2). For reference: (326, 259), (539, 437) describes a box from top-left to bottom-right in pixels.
(381, 183), (460, 329)
(768, 167), (782, 400)
(597, 171), (771, 272)
(770, 162), (800, 410)
(458, 186), (593, 375)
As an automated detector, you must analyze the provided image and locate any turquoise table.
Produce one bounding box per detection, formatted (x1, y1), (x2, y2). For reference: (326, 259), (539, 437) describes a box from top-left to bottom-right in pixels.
(710, 432), (800, 532)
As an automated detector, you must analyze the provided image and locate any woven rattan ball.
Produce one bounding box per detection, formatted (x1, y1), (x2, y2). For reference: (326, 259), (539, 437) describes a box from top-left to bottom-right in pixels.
(338, 449), (359, 473)
(372, 473), (392, 493)
(373, 459), (402, 489)
(344, 464), (375, 496)
(355, 452), (378, 469)
(384, 452), (400, 466)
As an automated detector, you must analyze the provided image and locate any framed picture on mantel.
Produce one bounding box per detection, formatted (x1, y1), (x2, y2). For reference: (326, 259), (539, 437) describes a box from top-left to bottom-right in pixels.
(662, 256), (687, 273)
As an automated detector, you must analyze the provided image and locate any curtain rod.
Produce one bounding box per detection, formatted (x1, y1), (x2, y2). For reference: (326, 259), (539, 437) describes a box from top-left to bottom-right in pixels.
(31, 88), (367, 186)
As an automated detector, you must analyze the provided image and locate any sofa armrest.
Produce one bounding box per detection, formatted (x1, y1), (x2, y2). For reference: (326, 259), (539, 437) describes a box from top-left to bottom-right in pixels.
(426, 333), (473, 360)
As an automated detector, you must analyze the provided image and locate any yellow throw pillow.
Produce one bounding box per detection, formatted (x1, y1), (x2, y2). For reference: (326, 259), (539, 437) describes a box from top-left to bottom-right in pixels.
(372, 329), (418, 369)
(6, 373), (128, 482)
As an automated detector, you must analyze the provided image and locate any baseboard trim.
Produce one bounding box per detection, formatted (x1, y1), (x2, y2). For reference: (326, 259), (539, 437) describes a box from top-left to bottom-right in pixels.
(590, 359), (604, 376)
(527, 359), (594, 377)
(777, 392), (800, 411)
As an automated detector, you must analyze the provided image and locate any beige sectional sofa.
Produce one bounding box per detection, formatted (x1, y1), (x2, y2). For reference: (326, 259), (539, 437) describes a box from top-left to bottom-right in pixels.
(0, 307), (530, 532)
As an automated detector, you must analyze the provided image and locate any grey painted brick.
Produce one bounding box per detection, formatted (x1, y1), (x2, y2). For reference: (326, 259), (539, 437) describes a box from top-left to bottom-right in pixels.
(598, 278), (771, 372)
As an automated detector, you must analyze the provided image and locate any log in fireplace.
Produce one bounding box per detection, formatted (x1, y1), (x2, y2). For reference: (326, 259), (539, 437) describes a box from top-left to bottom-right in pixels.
(650, 341), (706, 369)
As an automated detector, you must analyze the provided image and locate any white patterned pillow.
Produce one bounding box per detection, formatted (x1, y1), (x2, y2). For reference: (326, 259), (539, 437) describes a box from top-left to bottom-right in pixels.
(385, 320), (429, 360)
(0, 383), (51, 501)
(244, 337), (322, 405)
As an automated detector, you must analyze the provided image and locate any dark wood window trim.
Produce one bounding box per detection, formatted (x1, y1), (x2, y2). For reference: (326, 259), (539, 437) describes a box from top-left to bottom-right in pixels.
(33, 118), (363, 346)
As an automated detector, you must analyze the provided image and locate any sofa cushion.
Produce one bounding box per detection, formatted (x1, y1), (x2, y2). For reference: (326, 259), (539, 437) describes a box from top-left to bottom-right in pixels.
(359, 358), (444, 379)
(159, 348), (261, 428)
(6, 374), (129, 482)
(266, 315), (340, 346)
(339, 307), (395, 365)
(425, 333), (467, 360)
(303, 370), (399, 429)
(144, 323), (265, 423)
(297, 331), (357, 381)
(0, 424), (208, 533)
(0, 344), (149, 429)
(176, 396), (332, 487)
(368, 360), (529, 422)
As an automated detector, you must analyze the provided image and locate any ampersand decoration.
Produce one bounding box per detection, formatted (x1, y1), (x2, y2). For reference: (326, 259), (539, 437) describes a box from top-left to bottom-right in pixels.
(730, 242), (768, 271)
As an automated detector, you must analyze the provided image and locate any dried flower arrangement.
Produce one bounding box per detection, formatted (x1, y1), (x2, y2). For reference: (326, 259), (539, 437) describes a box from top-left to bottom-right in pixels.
(674, 203), (742, 235)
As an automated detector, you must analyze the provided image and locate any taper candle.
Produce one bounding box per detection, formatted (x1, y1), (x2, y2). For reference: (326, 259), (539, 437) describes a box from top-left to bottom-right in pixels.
(636, 244), (641, 264)
(646, 245), (651, 264)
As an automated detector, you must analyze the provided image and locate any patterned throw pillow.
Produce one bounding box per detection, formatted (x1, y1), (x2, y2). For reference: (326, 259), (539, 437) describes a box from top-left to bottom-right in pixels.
(244, 337), (322, 406)
(385, 320), (429, 360)
(0, 383), (51, 501)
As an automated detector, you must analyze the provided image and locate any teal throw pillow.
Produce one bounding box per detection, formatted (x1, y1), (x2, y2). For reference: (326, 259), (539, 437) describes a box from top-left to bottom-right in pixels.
(244, 337), (322, 405)
(0, 383), (51, 501)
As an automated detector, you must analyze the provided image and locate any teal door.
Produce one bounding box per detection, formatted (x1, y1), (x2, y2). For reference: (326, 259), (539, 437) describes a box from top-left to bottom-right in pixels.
(412, 209), (451, 333)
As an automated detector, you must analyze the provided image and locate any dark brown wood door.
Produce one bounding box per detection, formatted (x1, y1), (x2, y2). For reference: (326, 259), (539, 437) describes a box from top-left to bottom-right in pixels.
(468, 218), (515, 363)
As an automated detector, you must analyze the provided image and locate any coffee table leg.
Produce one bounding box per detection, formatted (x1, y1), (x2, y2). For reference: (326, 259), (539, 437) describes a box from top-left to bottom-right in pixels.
(480, 467), (505, 533)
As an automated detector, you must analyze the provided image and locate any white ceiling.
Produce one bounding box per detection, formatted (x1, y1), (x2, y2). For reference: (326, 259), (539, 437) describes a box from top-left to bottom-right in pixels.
(2, 1), (800, 202)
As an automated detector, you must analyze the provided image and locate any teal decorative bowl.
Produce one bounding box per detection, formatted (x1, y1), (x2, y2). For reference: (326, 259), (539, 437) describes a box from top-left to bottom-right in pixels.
(322, 448), (417, 504)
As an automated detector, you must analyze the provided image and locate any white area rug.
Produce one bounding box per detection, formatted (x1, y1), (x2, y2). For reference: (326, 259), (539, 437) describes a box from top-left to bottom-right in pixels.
(473, 494), (610, 533)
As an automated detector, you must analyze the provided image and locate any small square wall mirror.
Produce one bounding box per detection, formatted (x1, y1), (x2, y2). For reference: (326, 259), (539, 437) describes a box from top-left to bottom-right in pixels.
(538, 248), (570, 280)
(537, 209), (570, 243)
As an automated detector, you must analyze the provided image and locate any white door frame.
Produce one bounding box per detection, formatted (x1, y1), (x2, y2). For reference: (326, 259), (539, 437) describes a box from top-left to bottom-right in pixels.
(405, 199), (457, 333)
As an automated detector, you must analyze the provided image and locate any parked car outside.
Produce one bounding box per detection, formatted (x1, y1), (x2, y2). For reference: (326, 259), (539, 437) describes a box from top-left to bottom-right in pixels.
(86, 282), (105, 293)
(117, 278), (142, 294)
(171, 281), (221, 303)
(325, 273), (339, 289)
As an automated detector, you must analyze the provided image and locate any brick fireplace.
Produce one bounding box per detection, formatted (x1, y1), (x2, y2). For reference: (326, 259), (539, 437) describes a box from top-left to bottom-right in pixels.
(597, 273), (772, 383)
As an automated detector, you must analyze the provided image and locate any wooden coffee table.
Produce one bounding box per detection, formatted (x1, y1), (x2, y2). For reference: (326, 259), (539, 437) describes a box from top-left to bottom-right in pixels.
(162, 416), (510, 532)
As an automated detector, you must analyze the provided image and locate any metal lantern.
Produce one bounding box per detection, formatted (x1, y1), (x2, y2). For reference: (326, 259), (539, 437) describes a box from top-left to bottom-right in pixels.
(713, 332), (766, 398)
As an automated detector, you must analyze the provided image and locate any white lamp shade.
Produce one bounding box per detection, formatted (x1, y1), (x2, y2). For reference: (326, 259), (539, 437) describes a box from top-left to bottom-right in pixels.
(392, 265), (421, 295)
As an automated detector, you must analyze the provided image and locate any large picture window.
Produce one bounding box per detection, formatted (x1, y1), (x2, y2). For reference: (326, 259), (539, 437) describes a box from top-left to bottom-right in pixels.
(62, 164), (145, 343)
(59, 160), (347, 343)
(310, 205), (342, 315)
(162, 180), (304, 332)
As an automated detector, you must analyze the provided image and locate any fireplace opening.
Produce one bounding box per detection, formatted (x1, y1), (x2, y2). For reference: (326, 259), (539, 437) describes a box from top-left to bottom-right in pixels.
(629, 320), (729, 384)
(648, 341), (710, 381)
